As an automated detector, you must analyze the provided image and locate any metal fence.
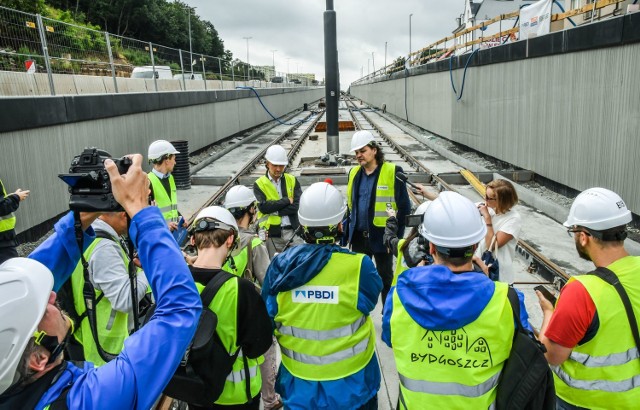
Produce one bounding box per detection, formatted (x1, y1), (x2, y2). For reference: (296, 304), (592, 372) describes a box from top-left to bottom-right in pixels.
(0, 5), (308, 96)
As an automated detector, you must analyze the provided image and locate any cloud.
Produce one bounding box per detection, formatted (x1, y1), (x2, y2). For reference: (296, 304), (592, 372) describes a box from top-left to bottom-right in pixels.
(184, 0), (464, 89)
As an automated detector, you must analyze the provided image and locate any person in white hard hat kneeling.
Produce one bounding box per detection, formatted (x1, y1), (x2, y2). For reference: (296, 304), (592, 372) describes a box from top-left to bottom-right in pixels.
(147, 139), (186, 233)
(382, 191), (532, 409)
(223, 185), (283, 410)
(262, 182), (382, 410)
(253, 145), (303, 258)
(537, 187), (640, 410)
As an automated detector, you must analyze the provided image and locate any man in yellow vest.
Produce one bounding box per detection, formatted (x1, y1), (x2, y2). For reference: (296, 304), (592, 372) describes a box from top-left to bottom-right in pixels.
(68, 211), (150, 366)
(537, 187), (640, 409)
(262, 182), (382, 410)
(346, 130), (411, 306)
(253, 145), (302, 258)
(147, 140), (184, 232)
(189, 206), (272, 409)
(382, 191), (532, 409)
(223, 185), (283, 410)
(0, 176), (29, 264)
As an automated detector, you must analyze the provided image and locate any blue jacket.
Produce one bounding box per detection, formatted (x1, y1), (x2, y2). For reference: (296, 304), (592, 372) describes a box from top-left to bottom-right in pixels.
(28, 208), (201, 409)
(382, 264), (532, 347)
(262, 244), (382, 410)
(347, 164), (412, 253)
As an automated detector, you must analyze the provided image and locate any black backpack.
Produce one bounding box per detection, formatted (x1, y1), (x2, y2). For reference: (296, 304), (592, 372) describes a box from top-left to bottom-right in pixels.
(163, 271), (242, 406)
(496, 287), (555, 409)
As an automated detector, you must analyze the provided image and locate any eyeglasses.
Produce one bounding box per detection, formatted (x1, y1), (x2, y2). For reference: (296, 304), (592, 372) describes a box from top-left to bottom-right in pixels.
(566, 228), (592, 238)
(485, 195), (496, 201)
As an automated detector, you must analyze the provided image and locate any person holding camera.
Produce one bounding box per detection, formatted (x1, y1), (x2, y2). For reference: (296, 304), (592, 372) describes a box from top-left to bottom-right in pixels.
(147, 140), (186, 232)
(475, 179), (522, 283)
(0, 154), (202, 409)
(0, 175), (29, 264)
(346, 130), (411, 307)
(66, 211), (150, 366)
(262, 182), (382, 410)
(382, 191), (531, 409)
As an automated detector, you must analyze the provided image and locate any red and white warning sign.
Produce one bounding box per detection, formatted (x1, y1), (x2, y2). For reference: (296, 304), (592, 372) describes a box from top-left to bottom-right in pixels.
(25, 59), (36, 74)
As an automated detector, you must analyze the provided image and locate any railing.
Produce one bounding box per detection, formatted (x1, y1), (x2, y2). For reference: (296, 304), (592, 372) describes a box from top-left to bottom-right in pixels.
(0, 5), (314, 95)
(353, 0), (631, 85)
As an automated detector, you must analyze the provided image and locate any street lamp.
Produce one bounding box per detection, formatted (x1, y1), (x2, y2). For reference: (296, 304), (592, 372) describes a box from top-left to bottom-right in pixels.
(384, 41), (387, 72)
(271, 49), (277, 73)
(187, 6), (197, 75)
(409, 13), (413, 66)
(242, 36), (252, 80)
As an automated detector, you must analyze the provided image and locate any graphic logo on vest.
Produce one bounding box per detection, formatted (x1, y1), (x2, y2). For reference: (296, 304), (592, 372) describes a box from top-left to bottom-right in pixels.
(292, 286), (339, 304)
(378, 185), (389, 190)
(410, 328), (494, 368)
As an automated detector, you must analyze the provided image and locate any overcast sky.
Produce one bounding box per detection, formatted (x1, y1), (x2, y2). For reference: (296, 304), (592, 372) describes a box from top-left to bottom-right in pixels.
(183, 0), (465, 88)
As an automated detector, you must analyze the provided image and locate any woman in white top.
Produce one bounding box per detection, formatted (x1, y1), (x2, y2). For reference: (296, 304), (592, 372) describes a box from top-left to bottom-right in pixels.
(476, 179), (522, 284)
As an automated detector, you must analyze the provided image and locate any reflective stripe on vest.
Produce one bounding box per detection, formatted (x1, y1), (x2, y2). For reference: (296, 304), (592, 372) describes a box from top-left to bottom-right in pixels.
(0, 179), (16, 232)
(553, 258), (640, 408)
(390, 279), (513, 408)
(399, 371), (501, 397)
(70, 237), (129, 366)
(255, 173), (296, 230)
(277, 315), (367, 340)
(346, 163), (397, 227)
(275, 252), (376, 381)
(280, 336), (370, 366)
(194, 277), (262, 405)
(148, 172), (178, 223)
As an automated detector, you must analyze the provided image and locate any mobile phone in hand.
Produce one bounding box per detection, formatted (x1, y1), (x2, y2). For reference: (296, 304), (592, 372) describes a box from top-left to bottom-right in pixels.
(534, 285), (557, 305)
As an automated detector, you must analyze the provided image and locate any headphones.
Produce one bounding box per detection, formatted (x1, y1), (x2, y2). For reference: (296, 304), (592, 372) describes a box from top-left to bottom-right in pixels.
(191, 218), (236, 234)
(302, 226), (341, 244)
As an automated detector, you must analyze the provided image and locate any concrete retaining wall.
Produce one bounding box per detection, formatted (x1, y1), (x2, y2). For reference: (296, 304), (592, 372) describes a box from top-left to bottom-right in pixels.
(350, 13), (640, 215)
(0, 87), (323, 234)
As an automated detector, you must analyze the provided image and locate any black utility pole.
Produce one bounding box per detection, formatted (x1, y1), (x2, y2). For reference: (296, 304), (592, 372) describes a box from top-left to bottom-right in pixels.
(324, 0), (339, 153)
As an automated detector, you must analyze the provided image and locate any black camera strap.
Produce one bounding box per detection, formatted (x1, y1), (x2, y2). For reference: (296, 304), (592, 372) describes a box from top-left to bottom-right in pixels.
(124, 215), (140, 333)
(73, 211), (118, 363)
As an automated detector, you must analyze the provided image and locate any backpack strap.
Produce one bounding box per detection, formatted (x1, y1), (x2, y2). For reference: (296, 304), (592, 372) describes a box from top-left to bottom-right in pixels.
(506, 286), (524, 334)
(244, 238), (254, 282)
(200, 270), (236, 308)
(588, 267), (640, 352)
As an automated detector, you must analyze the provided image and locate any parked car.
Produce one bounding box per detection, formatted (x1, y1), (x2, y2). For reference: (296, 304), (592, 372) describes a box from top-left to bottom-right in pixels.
(290, 78), (301, 84)
(173, 73), (204, 80)
(271, 76), (284, 83)
(131, 66), (172, 79)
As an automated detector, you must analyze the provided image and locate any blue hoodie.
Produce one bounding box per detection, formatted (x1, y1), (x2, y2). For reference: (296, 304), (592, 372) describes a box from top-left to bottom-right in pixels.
(262, 244), (382, 410)
(382, 264), (532, 347)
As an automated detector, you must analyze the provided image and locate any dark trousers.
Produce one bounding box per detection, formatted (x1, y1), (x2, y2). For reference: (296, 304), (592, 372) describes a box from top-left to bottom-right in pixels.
(188, 394), (261, 410)
(357, 394), (378, 410)
(0, 245), (18, 265)
(351, 231), (393, 306)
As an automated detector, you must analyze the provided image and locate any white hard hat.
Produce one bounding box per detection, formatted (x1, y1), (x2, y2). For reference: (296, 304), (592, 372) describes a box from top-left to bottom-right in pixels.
(0, 258), (54, 395)
(420, 191), (487, 248)
(224, 185), (256, 210)
(415, 200), (432, 215)
(564, 187), (632, 231)
(350, 130), (376, 151)
(194, 206), (239, 233)
(298, 182), (347, 227)
(265, 145), (288, 166)
(148, 140), (180, 161)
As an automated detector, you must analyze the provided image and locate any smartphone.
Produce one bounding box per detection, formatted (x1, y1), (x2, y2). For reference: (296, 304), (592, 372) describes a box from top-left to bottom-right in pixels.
(405, 214), (423, 227)
(534, 285), (557, 305)
(386, 202), (392, 210)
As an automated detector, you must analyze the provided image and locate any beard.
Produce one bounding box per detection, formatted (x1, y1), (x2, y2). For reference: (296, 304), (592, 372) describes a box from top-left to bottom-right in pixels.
(575, 239), (592, 262)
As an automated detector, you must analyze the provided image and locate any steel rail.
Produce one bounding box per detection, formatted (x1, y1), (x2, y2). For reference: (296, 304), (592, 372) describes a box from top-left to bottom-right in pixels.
(187, 108), (325, 226)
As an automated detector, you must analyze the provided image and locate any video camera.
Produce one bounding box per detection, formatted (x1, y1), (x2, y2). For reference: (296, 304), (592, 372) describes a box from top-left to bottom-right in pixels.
(59, 148), (132, 212)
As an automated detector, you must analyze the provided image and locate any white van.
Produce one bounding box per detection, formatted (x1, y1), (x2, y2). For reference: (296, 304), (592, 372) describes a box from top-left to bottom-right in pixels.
(131, 66), (172, 79)
(173, 73), (204, 81)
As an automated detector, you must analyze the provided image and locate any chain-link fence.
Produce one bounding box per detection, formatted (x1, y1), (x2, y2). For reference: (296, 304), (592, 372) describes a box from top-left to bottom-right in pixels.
(0, 5), (308, 96)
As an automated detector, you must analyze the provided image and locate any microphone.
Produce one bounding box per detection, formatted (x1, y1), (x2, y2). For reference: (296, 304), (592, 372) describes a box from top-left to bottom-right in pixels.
(396, 171), (420, 189)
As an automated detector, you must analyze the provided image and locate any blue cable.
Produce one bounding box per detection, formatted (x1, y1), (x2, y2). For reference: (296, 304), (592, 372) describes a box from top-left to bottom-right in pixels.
(552, 1), (577, 27)
(449, 47), (479, 101)
(235, 86), (309, 126)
